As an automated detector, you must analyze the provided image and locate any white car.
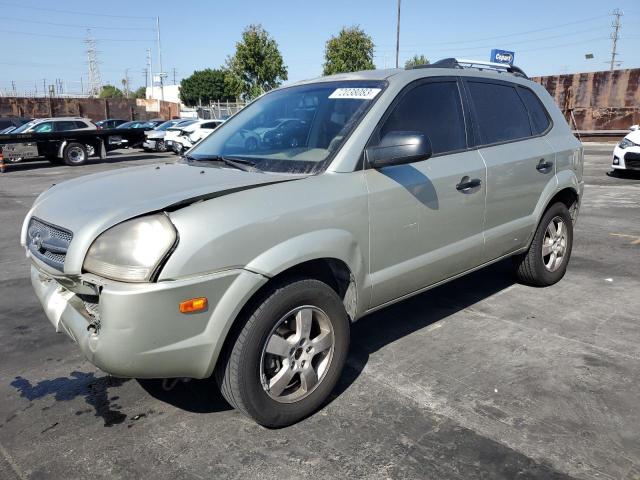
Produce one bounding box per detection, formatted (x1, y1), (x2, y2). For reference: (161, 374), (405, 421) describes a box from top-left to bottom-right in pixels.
(142, 119), (194, 152)
(612, 125), (640, 172)
(170, 119), (224, 154)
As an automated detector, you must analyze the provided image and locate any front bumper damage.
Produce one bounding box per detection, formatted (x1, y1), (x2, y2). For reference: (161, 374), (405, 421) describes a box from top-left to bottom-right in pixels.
(30, 263), (266, 379)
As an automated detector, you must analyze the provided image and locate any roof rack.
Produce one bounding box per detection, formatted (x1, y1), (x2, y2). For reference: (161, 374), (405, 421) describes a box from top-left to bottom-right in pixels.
(408, 57), (528, 79)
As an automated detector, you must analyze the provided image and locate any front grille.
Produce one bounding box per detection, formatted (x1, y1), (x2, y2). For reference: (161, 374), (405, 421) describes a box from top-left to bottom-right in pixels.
(27, 217), (73, 271)
(624, 152), (640, 170)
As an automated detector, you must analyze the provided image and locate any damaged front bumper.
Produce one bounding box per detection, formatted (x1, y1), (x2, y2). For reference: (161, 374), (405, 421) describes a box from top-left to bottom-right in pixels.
(30, 263), (266, 379)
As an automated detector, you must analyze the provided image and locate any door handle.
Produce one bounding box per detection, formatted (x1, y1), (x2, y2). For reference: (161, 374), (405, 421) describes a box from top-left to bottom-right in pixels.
(456, 177), (482, 192)
(536, 159), (554, 172)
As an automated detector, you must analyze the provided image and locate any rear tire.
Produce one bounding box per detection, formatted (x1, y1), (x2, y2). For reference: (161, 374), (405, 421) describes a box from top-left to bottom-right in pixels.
(63, 142), (88, 166)
(215, 278), (350, 428)
(513, 202), (573, 286)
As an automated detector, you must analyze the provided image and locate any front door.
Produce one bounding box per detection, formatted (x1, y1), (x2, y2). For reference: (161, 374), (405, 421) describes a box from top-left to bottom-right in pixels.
(365, 78), (487, 308)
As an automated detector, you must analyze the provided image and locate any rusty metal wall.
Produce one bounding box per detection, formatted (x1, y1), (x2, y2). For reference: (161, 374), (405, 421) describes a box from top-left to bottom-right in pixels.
(532, 68), (640, 130)
(0, 97), (179, 122)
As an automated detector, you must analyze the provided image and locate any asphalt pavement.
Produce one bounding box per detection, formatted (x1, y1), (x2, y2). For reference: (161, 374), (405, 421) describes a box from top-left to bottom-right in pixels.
(0, 144), (639, 479)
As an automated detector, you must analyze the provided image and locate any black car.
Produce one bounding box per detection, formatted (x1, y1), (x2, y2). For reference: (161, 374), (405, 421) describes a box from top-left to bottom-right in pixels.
(0, 117), (32, 134)
(95, 119), (127, 130)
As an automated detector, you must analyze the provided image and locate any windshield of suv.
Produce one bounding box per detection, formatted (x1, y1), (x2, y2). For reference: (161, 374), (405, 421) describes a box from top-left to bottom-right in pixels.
(11, 120), (39, 134)
(155, 120), (181, 131)
(187, 80), (386, 174)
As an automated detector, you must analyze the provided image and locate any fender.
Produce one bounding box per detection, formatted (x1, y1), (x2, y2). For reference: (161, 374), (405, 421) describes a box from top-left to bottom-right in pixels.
(526, 169), (580, 246)
(245, 228), (369, 316)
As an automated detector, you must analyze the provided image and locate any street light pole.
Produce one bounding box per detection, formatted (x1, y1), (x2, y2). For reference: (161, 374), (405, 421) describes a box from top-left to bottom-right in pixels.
(395, 0), (401, 68)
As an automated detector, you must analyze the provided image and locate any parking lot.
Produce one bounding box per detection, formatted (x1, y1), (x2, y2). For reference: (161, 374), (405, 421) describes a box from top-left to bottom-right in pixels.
(0, 144), (638, 479)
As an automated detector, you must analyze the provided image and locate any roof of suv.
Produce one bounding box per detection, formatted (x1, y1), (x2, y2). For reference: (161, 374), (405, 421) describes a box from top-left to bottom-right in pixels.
(31, 117), (92, 123)
(292, 58), (532, 87)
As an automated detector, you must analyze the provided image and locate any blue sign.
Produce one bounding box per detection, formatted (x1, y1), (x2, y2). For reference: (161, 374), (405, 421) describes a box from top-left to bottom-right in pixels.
(490, 49), (515, 65)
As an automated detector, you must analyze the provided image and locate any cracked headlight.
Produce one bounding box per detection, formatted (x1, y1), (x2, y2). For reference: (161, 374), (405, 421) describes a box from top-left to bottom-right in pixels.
(618, 138), (637, 149)
(83, 214), (177, 282)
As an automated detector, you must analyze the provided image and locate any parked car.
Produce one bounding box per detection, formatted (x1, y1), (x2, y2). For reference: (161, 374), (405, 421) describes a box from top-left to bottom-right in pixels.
(10, 117), (95, 134)
(0, 116), (31, 133)
(94, 119), (127, 130)
(22, 58), (583, 428)
(142, 119), (195, 152)
(171, 119), (224, 154)
(611, 125), (640, 172)
(256, 118), (309, 148)
(163, 120), (197, 151)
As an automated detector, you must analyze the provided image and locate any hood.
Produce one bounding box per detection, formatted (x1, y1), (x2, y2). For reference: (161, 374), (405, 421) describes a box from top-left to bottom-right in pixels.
(625, 130), (640, 144)
(23, 162), (301, 274)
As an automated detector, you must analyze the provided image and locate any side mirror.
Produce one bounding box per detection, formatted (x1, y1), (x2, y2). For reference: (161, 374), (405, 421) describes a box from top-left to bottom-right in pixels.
(366, 131), (432, 168)
(630, 125), (639, 131)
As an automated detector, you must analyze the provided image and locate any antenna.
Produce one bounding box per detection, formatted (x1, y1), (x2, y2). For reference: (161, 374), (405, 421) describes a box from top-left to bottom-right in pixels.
(85, 29), (103, 97)
(609, 9), (623, 71)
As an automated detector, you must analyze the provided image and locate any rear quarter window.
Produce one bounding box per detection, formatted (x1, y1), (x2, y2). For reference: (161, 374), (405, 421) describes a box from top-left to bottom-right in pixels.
(518, 87), (551, 135)
(467, 81), (532, 145)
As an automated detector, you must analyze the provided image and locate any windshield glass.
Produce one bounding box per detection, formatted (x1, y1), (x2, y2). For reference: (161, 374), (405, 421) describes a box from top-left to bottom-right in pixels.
(155, 120), (180, 131)
(11, 120), (39, 134)
(188, 80), (386, 174)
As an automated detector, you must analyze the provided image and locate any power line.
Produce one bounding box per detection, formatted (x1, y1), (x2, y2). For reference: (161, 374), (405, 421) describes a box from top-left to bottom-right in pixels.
(0, 1), (153, 19)
(386, 13), (610, 47)
(609, 9), (623, 71)
(2, 16), (155, 30)
(0, 28), (154, 42)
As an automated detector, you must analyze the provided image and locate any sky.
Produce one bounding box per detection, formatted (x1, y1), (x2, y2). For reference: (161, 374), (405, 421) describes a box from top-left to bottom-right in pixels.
(0, 0), (638, 95)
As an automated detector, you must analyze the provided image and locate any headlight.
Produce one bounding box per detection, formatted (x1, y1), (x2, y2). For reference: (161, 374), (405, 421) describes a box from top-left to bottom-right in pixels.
(83, 214), (177, 282)
(618, 138), (637, 149)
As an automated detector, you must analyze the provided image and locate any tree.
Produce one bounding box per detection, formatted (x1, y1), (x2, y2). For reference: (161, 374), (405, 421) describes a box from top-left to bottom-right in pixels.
(179, 69), (234, 106)
(225, 24), (288, 100)
(99, 85), (124, 99)
(323, 26), (375, 75)
(405, 54), (430, 69)
(133, 86), (146, 99)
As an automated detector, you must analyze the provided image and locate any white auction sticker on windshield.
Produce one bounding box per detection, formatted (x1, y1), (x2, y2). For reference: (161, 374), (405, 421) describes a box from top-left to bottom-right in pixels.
(328, 87), (381, 100)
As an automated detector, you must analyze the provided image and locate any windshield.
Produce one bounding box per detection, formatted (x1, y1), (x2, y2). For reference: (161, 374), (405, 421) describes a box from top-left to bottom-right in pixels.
(11, 120), (39, 134)
(188, 80), (386, 174)
(155, 120), (180, 131)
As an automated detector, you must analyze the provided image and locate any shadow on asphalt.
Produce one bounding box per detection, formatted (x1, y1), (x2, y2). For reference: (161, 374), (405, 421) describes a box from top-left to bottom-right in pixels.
(606, 169), (640, 180)
(333, 259), (515, 399)
(138, 377), (232, 414)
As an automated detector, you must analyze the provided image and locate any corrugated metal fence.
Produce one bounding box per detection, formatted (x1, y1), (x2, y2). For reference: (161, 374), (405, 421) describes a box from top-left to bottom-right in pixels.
(532, 69), (640, 131)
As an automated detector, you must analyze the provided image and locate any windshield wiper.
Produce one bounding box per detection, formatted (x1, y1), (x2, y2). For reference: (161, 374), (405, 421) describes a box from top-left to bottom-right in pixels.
(184, 154), (261, 173)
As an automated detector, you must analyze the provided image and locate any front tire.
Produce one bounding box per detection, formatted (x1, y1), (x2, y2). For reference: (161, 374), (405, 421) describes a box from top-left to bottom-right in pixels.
(513, 202), (573, 286)
(216, 278), (350, 428)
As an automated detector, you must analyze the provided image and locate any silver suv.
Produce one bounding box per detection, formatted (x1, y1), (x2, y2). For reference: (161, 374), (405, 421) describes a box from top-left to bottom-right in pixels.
(22, 59), (583, 427)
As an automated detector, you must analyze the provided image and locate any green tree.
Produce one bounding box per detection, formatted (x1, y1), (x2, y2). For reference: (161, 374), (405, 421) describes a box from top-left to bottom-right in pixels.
(179, 68), (234, 106)
(323, 26), (375, 75)
(404, 54), (430, 69)
(226, 24), (288, 100)
(133, 86), (146, 99)
(99, 85), (124, 99)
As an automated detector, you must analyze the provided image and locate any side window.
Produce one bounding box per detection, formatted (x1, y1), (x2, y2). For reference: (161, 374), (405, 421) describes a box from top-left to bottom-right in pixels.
(55, 121), (78, 131)
(518, 87), (551, 135)
(467, 81), (532, 145)
(377, 81), (466, 156)
(33, 122), (53, 133)
(75, 121), (89, 129)
(202, 122), (219, 129)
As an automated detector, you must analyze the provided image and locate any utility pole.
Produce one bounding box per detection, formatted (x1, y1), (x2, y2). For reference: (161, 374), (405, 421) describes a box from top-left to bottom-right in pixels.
(172, 67), (177, 85)
(609, 9), (623, 71)
(146, 48), (152, 95)
(11, 80), (16, 97)
(86, 29), (103, 97)
(122, 68), (130, 98)
(156, 16), (165, 101)
(395, 0), (401, 68)
(42, 79), (46, 96)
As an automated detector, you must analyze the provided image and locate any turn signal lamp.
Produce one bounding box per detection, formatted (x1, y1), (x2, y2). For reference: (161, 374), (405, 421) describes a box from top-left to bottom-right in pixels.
(179, 297), (208, 313)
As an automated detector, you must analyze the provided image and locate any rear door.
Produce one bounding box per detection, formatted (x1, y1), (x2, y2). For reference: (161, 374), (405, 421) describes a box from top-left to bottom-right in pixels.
(366, 78), (487, 307)
(464, 79), (555, 261)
